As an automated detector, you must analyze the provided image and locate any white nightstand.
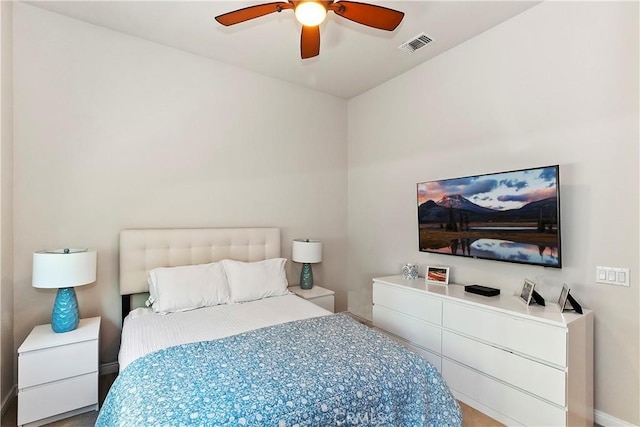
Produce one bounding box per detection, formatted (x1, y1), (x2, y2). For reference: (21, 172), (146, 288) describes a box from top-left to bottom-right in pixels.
(18, 317), (100, 427)
(288, 285), (335, 312)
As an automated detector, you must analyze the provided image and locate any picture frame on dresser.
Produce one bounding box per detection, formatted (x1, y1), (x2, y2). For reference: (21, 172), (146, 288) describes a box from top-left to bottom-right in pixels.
(558, 284), (570, 310)
(558, 284), (583, 314)
(426, 266), (450, 284)
(520, 279), (545, 306)
(519, 278), (536, 305)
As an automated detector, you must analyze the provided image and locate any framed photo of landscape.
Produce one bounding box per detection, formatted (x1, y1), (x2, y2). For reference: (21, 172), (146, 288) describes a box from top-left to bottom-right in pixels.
(426, 266), (450, 285)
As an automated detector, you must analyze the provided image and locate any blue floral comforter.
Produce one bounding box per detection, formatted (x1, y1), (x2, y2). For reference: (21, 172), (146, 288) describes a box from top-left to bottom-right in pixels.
(96, 313), (461, 426)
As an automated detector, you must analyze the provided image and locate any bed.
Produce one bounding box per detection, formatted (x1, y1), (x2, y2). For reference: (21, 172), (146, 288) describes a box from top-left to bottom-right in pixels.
(97, 228), (462, 426)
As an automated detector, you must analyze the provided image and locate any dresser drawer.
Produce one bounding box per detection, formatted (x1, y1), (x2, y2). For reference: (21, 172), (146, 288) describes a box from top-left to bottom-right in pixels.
(373, 282), (442, 325)
(18, 372), (98, 425)
(443, 302), (566, 366)
(443, 359), (566, 426)
(443, 331), (566, 406)
(19, 339), (98, 388)
(376, 327), (442, 372)
(373, 305), (441, 353)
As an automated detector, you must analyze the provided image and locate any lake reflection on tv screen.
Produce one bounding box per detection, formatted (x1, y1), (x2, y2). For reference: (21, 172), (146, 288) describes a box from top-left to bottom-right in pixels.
(428, 238), (559, 266)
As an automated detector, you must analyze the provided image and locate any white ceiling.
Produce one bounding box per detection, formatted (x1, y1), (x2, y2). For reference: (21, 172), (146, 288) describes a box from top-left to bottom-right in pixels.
(26, 1), (540, 99)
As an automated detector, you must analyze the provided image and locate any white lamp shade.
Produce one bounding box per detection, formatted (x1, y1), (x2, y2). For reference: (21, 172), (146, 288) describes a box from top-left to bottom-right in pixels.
(295, 1), (327, 26)
(291, 239), (322, 264)
(32, 249), (97, 289)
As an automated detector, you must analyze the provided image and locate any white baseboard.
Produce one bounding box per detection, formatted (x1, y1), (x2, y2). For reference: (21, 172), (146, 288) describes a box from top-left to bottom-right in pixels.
(595, 410), (636, 427)
(99, 361), (119, 375)
(0, 384), (16, 417)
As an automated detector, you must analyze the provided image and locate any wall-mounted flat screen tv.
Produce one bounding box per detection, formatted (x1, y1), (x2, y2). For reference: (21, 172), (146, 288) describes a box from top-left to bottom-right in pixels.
(417, 165), (561, 268)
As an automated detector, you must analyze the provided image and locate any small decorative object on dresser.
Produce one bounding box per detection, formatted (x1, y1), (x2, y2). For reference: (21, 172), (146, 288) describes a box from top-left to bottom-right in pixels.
(426, 265), (450, 284)
(32, 248), (97, 333)
(401, 263), (419, 280)
(18, 317), (100, 426)
(291, 239), (322, 290)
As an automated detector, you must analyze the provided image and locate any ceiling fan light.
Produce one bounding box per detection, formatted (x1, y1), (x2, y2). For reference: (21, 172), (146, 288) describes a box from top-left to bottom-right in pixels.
(295, 1), (327, 27)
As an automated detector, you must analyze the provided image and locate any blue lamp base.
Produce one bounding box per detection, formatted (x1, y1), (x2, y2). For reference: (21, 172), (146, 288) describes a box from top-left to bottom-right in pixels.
(300, 263), (314, 290)
(51, 287), (79, 333)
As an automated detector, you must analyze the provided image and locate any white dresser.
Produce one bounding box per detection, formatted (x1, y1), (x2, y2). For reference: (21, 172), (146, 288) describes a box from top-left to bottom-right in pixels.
(18, 317), (100, 427)
(372, 276), (593, 427)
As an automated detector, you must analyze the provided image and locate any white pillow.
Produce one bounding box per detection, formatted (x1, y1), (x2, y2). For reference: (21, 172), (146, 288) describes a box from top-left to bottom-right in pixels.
(222, 258), (290, 303)
(147, 262), (230, 314)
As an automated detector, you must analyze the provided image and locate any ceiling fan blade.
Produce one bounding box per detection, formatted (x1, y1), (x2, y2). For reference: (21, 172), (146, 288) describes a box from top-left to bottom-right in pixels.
(300, 25), (320, 59)
(215, 2), (293, 26)
(329, 1), (404, 31)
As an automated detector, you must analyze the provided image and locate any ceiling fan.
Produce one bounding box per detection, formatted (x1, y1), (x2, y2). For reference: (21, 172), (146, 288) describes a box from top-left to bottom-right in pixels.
(215, 1), (405, 59)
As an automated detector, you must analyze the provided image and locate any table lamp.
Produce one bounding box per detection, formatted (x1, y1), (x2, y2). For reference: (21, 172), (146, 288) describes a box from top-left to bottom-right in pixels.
(32, 248), (97, 333)
(292, 239), (322, 290)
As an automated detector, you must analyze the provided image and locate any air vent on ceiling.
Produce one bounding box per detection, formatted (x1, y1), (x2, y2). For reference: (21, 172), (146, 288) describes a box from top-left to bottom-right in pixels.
(398, 32), (433, 55)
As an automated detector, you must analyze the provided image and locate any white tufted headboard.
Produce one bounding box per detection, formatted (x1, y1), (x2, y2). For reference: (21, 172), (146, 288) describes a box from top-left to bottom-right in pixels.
(119, 228), (281, 315)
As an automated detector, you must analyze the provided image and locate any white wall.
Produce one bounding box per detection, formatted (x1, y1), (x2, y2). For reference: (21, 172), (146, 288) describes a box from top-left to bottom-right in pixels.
(9, 0), (640, 424)
(348, 1), (639, 424)
(0, 0), (14, 412)
(13, 3), (348, 364)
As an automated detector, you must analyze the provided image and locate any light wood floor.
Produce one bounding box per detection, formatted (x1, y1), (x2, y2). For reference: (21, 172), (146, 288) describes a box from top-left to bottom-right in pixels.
(2, 373), (502, 427)
(459, 401), (505, 427)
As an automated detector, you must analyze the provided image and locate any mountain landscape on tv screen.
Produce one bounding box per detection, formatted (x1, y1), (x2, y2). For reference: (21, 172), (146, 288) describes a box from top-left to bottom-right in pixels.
(418, 195), (558, 224)
(417, 194), (560, 267)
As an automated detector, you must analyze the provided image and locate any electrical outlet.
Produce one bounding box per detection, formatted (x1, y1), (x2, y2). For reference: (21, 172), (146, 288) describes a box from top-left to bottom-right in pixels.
(596, 266), (630, 286)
